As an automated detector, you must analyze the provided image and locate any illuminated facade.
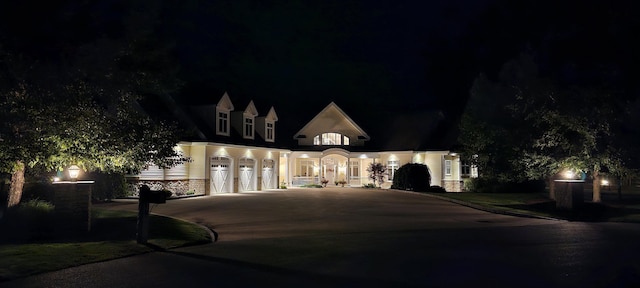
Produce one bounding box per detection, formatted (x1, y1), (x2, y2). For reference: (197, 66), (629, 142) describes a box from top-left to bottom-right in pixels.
(130, 93), (462, 195)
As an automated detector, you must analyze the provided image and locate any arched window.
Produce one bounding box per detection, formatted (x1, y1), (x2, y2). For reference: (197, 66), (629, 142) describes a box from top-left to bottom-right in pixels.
(313, 133), (350, 146)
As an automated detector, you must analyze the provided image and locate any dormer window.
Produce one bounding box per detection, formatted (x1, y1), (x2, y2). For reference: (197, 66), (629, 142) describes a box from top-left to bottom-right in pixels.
(266, 122), (274, 142)
(313, 133), (350, 146)
(244, 117), (254, 139)
(217, 111), (230, 136)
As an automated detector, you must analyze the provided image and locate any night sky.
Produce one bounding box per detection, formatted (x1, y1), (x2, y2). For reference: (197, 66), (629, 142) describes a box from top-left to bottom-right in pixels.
(2, 0), (639, 145)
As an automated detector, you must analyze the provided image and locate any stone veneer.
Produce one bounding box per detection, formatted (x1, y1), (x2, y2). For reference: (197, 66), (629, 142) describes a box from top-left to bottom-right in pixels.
(442, 180), (462, 192)
(127, 180), (206, 197)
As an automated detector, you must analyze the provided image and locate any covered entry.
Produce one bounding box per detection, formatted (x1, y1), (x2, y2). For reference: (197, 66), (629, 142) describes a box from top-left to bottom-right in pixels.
(210, 157), (231, 193)
(239, 158), (256, 191)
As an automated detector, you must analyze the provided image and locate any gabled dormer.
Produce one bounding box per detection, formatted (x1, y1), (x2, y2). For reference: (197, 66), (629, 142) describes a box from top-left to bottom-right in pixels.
(232, 100), (259, 140)
(215, 92), (234, 136)
(293, 102), (370, 146)
(256, 106), (278, 142)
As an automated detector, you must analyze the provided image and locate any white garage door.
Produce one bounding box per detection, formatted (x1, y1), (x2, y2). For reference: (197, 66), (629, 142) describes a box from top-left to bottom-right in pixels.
(211, 157), (231, 193)
(239, 158), (255, 191)
(262, 159), (275, 190)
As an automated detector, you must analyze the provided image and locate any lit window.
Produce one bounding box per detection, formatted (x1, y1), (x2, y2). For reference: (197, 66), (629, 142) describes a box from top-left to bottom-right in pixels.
(313, 133), (350, 146)
(387, 160), (399, 181)
(445, 160), (452, 176)
(349, 160), (359, 178)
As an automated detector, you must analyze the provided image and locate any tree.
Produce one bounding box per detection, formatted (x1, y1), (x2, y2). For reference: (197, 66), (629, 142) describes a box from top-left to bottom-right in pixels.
(366, 162), (387, 188)
(0, 1), (184, 209)
(459, 53), (632, 202)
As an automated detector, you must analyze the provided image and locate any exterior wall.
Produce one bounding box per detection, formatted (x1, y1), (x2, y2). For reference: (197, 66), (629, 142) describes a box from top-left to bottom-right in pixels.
(188, 144), (208, 194)
(424, 152), (444, 188)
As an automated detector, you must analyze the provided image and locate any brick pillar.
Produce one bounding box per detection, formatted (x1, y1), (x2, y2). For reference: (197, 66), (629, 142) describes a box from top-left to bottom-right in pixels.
(554, 180), (584, 210)
(52, 181), (94, 233)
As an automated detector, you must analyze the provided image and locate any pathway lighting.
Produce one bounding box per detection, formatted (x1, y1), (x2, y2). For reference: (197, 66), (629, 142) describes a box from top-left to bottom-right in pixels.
(68, 165), (81, 181)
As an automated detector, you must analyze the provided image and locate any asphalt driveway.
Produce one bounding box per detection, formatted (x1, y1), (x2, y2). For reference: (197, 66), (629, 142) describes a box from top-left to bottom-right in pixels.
(3, 188), (640, 288)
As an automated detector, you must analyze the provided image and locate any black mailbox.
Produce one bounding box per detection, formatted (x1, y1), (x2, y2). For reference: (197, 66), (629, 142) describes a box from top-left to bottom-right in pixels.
(139, 185), (167, 204)
(147, 190), (167, 204)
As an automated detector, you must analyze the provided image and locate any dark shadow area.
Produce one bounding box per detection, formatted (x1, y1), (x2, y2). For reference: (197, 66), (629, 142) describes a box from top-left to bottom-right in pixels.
(164, 250), (419, 288)
(503, 201), (640, 222)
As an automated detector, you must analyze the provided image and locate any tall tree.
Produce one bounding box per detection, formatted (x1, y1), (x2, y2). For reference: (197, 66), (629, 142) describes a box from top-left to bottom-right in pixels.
(0, 1), (184, 208)
(459, 53), (631, 201)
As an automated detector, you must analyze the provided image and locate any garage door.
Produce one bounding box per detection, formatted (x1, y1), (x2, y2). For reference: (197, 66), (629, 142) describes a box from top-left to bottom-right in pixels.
(262, 159), (275, 190)
(211, 157), (231, 193)
(239, 158), (255, 191)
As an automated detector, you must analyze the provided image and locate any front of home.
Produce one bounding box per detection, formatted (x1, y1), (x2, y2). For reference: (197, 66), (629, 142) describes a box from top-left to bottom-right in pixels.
(129, 93), (463, 195)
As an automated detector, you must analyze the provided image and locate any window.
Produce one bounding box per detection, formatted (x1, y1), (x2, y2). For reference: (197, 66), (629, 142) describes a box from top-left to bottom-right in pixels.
(299, 160), (315, 177)
(244, 117), (254, 138)
(266, 122), (274, 142)
(387, 160), (399, 181)
(461, 163), (471, 176)
(217, 111), (229, 135)
(349, 161), (359, 177)
(445, 160), (452, 176)
(313, 133), (350, 146)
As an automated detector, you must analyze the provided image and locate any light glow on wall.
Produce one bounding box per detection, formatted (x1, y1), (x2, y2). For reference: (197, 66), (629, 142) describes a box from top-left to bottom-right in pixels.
(359, 154), (367, 159)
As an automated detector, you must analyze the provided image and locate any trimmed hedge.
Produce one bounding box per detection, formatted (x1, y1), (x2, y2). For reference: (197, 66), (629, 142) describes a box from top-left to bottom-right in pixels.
(391, 163), (431, 192)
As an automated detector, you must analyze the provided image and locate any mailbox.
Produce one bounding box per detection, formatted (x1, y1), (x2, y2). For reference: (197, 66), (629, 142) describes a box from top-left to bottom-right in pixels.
(139, 185), (167, 204)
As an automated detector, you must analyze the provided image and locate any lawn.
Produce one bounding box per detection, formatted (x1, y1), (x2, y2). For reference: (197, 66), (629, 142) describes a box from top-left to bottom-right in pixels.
(0, 208), (212, 281)
(427, 192), (640, 222)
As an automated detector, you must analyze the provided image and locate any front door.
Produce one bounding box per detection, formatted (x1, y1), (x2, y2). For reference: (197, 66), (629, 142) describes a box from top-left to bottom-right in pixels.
(211, 157), (231, 193)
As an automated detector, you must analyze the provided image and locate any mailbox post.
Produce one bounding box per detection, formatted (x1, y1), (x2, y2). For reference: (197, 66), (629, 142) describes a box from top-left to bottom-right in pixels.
(136, 185), (166, 244)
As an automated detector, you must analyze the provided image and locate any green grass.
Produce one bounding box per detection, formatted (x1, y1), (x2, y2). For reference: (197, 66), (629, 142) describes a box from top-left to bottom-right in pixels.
(427, 192), (640, 222)
(0, 208), (212, 281)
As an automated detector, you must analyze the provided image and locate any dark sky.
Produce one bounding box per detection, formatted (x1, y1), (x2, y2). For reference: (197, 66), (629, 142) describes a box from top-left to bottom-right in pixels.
(2, 0), (639, 144)
(162, 0), (640, 141)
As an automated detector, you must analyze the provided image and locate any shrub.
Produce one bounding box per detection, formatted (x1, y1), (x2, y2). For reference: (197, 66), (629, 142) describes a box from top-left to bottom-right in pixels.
(302, 183), (323, 188)
(362, 183), (377, 188)
(426, 185), (447, 193)
(90, 172), (128, 201)
(391, 163), (431, 192)
(1, 199), (55, 241)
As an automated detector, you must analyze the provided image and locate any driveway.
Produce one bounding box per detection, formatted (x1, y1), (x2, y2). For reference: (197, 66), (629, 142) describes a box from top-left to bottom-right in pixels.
(3, 188), (640, 288)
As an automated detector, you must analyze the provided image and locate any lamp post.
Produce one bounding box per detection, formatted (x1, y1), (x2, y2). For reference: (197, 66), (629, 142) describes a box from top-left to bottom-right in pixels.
(68, 165), (81, 181)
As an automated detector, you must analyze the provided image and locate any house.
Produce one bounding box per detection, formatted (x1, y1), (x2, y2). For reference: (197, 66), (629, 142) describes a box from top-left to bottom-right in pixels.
(129, 92), (463, 195)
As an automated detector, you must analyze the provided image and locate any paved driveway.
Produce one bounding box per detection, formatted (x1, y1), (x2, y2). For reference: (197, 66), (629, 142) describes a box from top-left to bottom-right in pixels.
(3, 188), (640, 288)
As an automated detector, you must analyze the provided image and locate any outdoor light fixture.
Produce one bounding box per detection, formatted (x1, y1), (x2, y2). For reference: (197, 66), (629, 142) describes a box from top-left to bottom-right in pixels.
(601, 179), (610, 186)
(68, 165), (81, 181)
(53, 177), (60, 182)
(563, 170), (575, 179)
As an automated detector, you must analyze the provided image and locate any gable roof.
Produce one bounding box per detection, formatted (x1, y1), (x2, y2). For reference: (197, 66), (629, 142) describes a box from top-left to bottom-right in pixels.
(293, 102), (370, 140)
(243, 100), (259, 116)
(216, 92), (234, 111)
(263, 106), (278, 121)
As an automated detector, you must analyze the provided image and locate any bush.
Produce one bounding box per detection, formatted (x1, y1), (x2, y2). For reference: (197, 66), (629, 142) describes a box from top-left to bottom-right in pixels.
(391, 163), (431, 192)
(90, 172), (128, 201)
(426, 185), (447, 193)
(362, 183), (377, 188)
(465, 177), (545, 193)
(1, 199), (55, 241)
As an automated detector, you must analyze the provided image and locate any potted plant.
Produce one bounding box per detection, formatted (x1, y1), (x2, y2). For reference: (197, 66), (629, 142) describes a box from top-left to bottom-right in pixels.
(336, 179), (347, 187)
(321, 178), (329, 187)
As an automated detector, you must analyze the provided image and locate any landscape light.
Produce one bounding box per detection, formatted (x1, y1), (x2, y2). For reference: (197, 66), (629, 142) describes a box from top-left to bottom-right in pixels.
(68, 165), (81, 181)
(601, 179), (609, 186)
(563, 170), (574, 179)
